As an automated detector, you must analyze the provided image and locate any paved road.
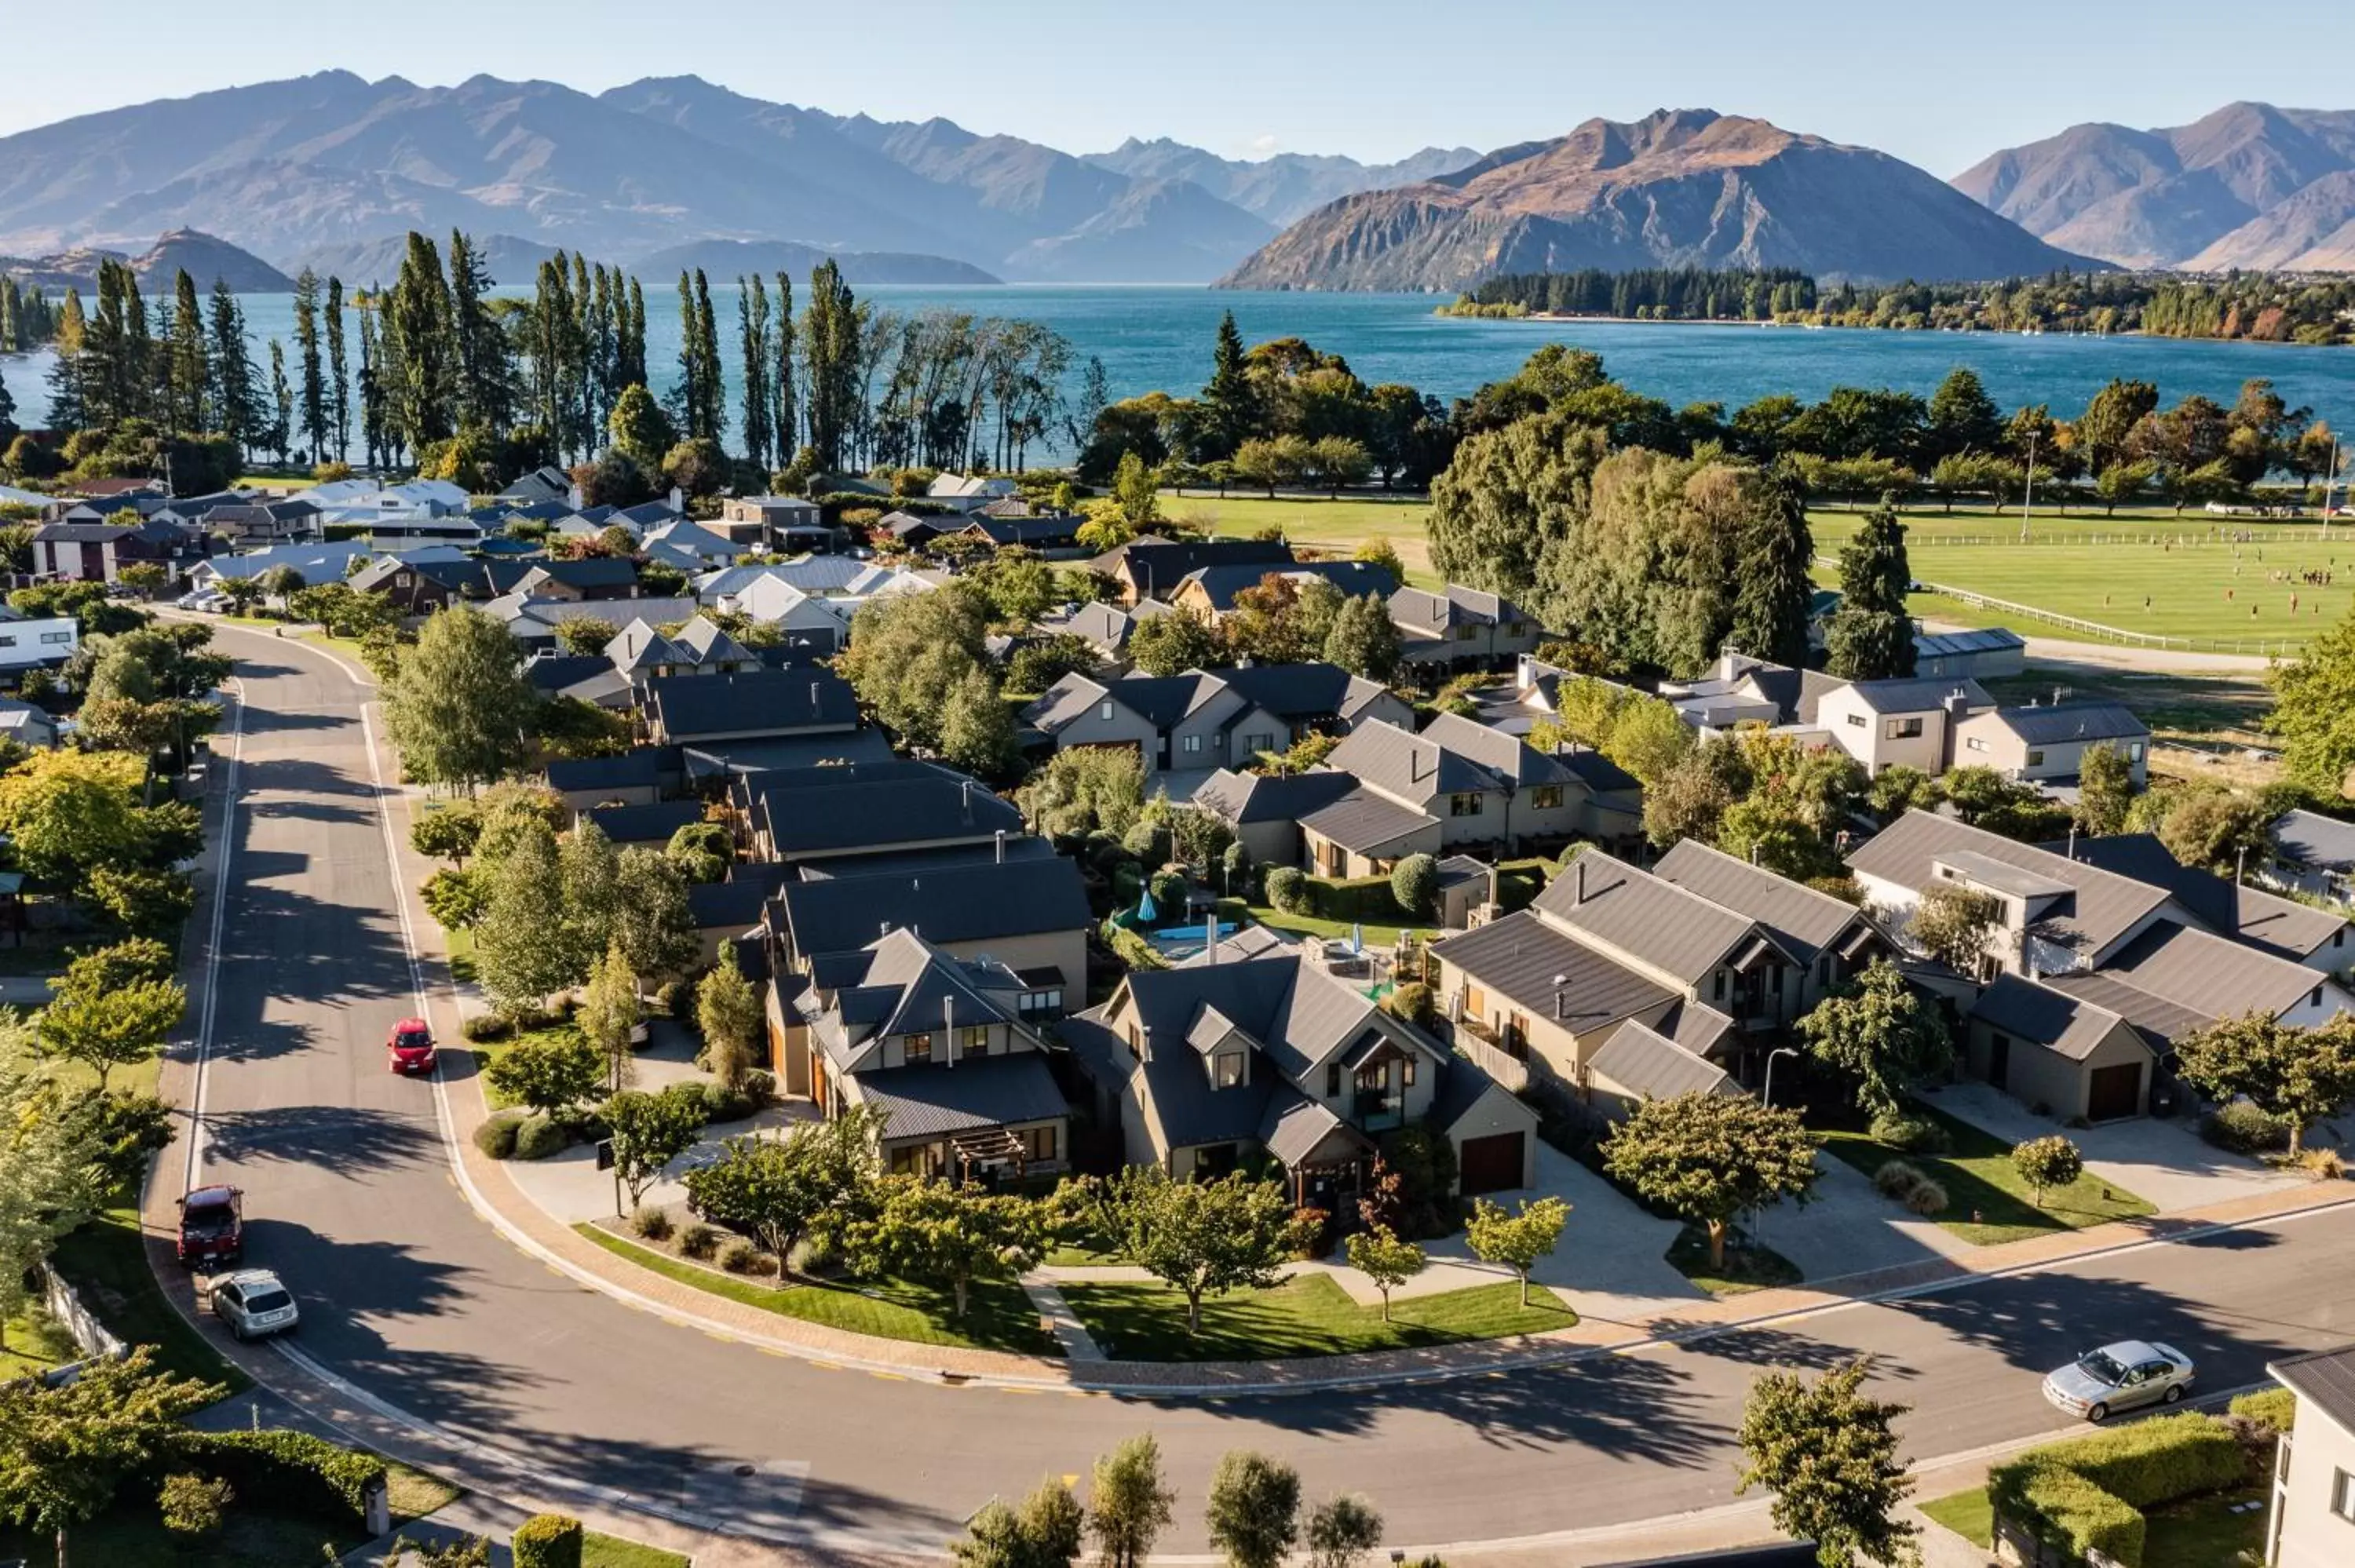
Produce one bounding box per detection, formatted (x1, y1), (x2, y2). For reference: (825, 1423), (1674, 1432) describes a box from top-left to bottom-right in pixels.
(184, 624), (2355, 1560)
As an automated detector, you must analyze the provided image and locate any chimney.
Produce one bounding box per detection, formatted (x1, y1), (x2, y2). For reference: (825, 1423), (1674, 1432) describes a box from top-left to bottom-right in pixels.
(944, 993), (955, 1069)
(809, 680), (821, 711)
(568, 483), (583, 510)
(995, 829), (1006, 863)
(669, 485), (685, 514)
(1553, 974), (1569, 1019)
(1575, 857), (1588, 905)
(961, 780), (974, 825)
(2067, 824), (2079, 860)
(1205, 911), (1218, 965)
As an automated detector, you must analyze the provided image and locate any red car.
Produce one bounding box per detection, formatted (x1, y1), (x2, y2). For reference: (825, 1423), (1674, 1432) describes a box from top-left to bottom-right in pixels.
(387, 1017), (437, 1075)
(176, 1185), (243, 1269)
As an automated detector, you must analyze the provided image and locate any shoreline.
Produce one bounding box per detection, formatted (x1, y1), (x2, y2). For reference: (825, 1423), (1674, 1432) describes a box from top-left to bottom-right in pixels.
(1433, 308), (2345, 348)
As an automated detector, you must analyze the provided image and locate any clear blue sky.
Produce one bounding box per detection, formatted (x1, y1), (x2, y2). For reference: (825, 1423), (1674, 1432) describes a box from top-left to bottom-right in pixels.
(7, 0), (2345, 177)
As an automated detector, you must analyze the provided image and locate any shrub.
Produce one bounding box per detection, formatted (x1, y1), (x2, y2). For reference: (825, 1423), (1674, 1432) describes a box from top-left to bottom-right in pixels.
(158, 1472), (233, 1538)
(678, 1222), (721, 1260)
(1265, 866), (1307, 913)
(1385, 981), (1436, 1029)
(631, 1205), (674, 1241)
(473, 1113), (524, 1160)
(654, 976), (692, 1018)
(2202, 1099), (2291, 1155)
(2291, 1147), (2346, 1180)
(511, 1113), (571, 1161)
(460, 1014), (513, 1044)
(2229, 1387), (2297, 1434)
(1873, 1160), (1928, 1202)
(2022, 1413), (2251, 1508)
(1989, 1460), (2144, 1567)
(703, 1083), (756, 1122)
(743, 1069), (776, 1108)
(1389, 852), (1440, 921)
(719, 1239), (776, 1275)
(166, 1429), (385, 1529)
(1868, 1110), (1950, 1154)
(1147, 867), (1188, 914)
(1901, 1176), (1948, 1216)
(512, 1513), (586, 1568)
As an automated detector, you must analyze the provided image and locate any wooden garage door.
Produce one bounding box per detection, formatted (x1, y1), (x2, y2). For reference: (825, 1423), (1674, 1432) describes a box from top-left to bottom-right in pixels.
(1458, 1132), (1525, 1196)
(2087, 1063), (2141, 1122)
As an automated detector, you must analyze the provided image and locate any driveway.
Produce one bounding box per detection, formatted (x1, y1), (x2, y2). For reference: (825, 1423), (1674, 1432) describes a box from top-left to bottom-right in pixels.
(1763, 1151), (1977, 1284)
(1928, 1081), (2303, 1213)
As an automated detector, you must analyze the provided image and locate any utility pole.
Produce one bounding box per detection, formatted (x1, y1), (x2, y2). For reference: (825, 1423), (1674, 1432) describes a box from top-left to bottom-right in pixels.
(2019, 428), (2038, 544)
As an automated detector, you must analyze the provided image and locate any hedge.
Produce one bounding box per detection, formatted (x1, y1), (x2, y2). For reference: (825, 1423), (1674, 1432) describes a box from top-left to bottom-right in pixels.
(1099, 916), (1167, 972)
(2018, 1412), (2248, 1508)
(513, 1512), (586, 1568)
(167, 1429), (385, 1529)
(1991, 1460), (2146, 1566)
(1302, 873), (1407, 924)
(2229, 1386), (2297, 1433)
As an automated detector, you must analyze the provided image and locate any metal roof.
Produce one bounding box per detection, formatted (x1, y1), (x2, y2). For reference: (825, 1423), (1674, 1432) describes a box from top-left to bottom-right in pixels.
(1981, 702), (2150, 747)
(2273, 809), (2355, 875)
(2056, 833), (2347, 961)
(777, 855), (1089, 961)
(1933, 849), (2079, 901)
(1915, 627), (2026, 657)
(852, 1053), (1067, 1141)
(1970, 974), (2140, 1063)
(2271, 1345), (2355, 1439)
(2096, 921), (2328, 1023)
(1586, 1020), (1737, 1100)
(1848, 811), (2171, 960)
(1297, 789), (1440, 855)
(1535, 851), (1770, 986)
(1839, 677), (1992, 714)
(1431, 910), (1676, 1035)
(1654, 839), (1871, 967)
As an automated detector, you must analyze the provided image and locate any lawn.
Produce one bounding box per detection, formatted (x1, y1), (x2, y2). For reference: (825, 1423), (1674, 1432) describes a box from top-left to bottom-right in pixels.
(1916, 1482), (2266, 1567)
(49, 1203), (250, 1393)
(0, 1457), (460, 1568)
(0, 1300), (83, 1380)
(1813, 505), (2354, 652)
(444, 922), (478, 985)
(1664, 1224), (1802, 1296)
(1057, 1273), (1575, 1362)
(1159, 490), (1437, 585)
(1241, 902), (1426, 954)
(586, 1533), (694, 1568)
(1816, 1100), (2155, 1248)
(1919, 1486), (1995, 1548)
(577, 1223), (1061, 1355)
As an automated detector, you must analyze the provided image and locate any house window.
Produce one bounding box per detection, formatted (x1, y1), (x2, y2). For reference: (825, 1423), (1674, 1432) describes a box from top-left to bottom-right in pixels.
(2127, 742), (2145, 761)
(2335, 930), (2345, 950)
(1965, 736), (1988, 753)
(1454, 625), (1477, 642)
(1126, 1020), (1141, 1057)
(961, 1025), (990, 1055)
(1183, 735), (1202, 754)
(1450, 793), (1484, 818)
(1099, 701), (1115, 720)
(1846, 713), (1866, 728)
(903, 1033), (933, 1065)
(1507, 623), (1526, 637)
(1022, 1125), (1058, 1163)
(2025, 749), (2046, 767)
(1463, 986), (1485, 1019)
(38, 631), (70, 646)
(1214, 1051), (1243, 1088)
(1400, 1056), (1417, 1088)
(1326, 1063), (1342, 1096)
(1530, 786), (1564, 810)
(1818, 955), (1833, 987)
(1713, 970), (1728, 1001)
(1885, 717), (1923, 740)
(1019, 988), (1064, 1017)
(1243, 733), (1274, 756)
(2313, 986), (2326, 1008)
(0, 636), (15, 648)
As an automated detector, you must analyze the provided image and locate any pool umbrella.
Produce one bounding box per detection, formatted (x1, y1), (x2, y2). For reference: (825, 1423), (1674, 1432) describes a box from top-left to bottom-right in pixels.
(1349, 921), (1364, 956)
(1136, 884), (1159, 924)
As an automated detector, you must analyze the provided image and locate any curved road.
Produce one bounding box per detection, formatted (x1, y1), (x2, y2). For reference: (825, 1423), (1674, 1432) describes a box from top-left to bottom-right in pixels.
(177, 623), (2355, 1562)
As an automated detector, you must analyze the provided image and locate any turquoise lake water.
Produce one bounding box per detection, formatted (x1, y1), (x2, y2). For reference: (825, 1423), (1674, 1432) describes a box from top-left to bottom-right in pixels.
(5, 285), (2350, 457)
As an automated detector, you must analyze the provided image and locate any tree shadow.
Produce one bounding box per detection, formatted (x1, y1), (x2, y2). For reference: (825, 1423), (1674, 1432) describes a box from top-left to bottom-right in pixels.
(1653, 1319), (1923, 1380)
(202, 1105), (440, 1179)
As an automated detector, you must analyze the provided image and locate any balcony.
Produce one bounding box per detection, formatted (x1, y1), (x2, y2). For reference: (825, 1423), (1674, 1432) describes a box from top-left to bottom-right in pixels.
(1353, 1092), (1401, 1134)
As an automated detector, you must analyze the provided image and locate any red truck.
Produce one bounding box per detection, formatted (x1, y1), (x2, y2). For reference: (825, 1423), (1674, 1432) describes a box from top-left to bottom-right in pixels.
(176, 1185), (244, 1270)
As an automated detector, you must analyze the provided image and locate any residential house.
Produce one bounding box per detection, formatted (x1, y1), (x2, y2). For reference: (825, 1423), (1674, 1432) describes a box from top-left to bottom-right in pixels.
(1092, 538), (1294, 607)
(717, 494), (826, 545)
(1816, 677), (1995, 775)
(1962, 974), (2160, 1123)
(514, 559), (643, 602)
(1951, 702), (2150, 786)
(0, 698), (60, 748)
(1191, 769), (1366, 873)
(546, 747), (668, 816)
(349, 554), (528, 614)
(1030, 599), (1174, 668)
(202, 498), (322, 545)
(187, 540), (408, 593)
(1582, 1019), (1740, 1119)
(1022, 662), (1406, 780)
(643, 519), (750, 567)
(882, 511), (951, 550)
(779, 928), (1070, 1178)
(31, 518), (207, 582)
(1913, 627), (2027, 680)
(1652, 838), (1896, 1001)
(527, 654), (633, 710)
(1656, 651), (1849, 732)
(0, 617), (79, 672)
(735, 760), (1022, 869)
(954, 515), (1085, 554)
(2268, 810), (2355, 908)
(604, 615), (757, 694)
(1390, 585), (1544, 673)
(1303, 713), (1597, 874)
(926, 474), (1020, 513)
(1064, 947), (1540, 1205)
(587, 800), (707, 849)
(769, 850), (1090, 1001)
(1170, 560), (1400, 624)
(686, 862), (794, 966)
(2056, 833), (2350, 973)
(2261, 1343), (2355, 1568)
(495, 465), (574, 505)
(728, 577), (855, 650)
(491, 595), (703, 653)
(643, 666), (861, 749)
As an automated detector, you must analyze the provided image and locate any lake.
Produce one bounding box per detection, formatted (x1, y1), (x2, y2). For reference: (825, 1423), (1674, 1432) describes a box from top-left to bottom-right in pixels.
(4, 285), (2350, 459)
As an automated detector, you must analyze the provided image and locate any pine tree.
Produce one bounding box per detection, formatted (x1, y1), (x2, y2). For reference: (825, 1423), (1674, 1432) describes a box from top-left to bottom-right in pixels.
(1824, 495), (1916, 680)
(356, 308), (386, 472)
(206, 279), (259, 458)
(1729, 469), (1815, 669)
(162, 270), (209, 434)
(738, 275), (773, 470)
(324, 276), (350, 464)
(1200, 309), (1258, 458)
(447, 231), (511, 434)
(45, 289), (87, 433)
(292, 268), (327, 462)
(772, 272), (798, 465)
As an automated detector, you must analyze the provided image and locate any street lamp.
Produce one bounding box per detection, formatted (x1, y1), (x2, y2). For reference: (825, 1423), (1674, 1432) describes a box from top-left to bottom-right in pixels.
(1762, 1046), (1802, 1107)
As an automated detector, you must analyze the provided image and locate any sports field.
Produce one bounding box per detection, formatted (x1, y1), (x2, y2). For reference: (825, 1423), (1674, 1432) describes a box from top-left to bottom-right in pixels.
(1160, 489), (1436, 583)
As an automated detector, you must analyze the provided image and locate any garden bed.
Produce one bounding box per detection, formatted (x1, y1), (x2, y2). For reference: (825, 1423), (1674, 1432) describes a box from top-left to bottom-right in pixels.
(1057, 1274), (1575, 1362)
(1816, 1101), (2153, 1246)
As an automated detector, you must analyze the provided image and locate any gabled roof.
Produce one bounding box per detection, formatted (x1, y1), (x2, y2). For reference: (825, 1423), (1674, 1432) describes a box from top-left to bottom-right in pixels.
(526, 654), (619, 696)
(519, 557), (641, 591)
(1192, 768), (1363, 826)
(1116, 952), (1446, 1103)
(1418, 710), (1574, 789)
(1653, 839), (1872, 968)
(670, 614), (755, 666)
(1970, 974), (2141, 1063)
(2269, 1344), (2355, 1439)
(1179, 560), (1398, 613)
(1847, 811), (2172, 961)
(605, 618), (692, 674)
(586, 800), (706, 845)
(815, 928), (1024, 1056)
(1836, 676), (1992, 714)
(1587, 1019), (1738, 1099)
(1389, 584), (1524, 633)
(854, 1053), (1067, 1140)
(1430, 909), (1677, 1034)
(2092, 920), (2329, 1024)
(2274, 809), (2355, 875)
(546, 747), (666, 794)
(1214, 662), (1391, 724)
(1535, 851), (1774, 986)
(1324, 720), (1496, 800)
(776, 854), (1090, 961)
(648, 667), (858, 740)
(751, 765), (1020, 857)
(1297, 789), (1438, 855)
(1973, 702), (2150, 747)
(1096, 538), (1294, 598)
(2054, 833), (2347, 961)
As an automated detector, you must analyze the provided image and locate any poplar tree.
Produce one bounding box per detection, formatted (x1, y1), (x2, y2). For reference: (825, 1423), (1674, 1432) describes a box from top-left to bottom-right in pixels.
(385, 232), (457, 451)
(265, 340), (293, 465)
(772, 271), (798, 464)
(163, 269), (210, 434)
(357, 308), (386, 472)
(206, 279), (258, 458)
(673, 270), (699, 436)
(447, 231), (510, 433)
(691, 268), (725, 444)
(324, 275), (351, 464)
(293, 268), (327, 461)
(623, 276), (648, 390)
(571, 251), (599, 443)
(800, 260), (859, 472)
(738, 274), (773, 469)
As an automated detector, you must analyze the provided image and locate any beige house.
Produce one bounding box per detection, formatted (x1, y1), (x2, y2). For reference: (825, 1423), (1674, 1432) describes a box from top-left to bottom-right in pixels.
(1816, 676), (1994, 775)
(1390, 585), (1544, 672)
(1583, 1019), (1741, 1120)
(768, 848), (1090, 1003)
(1950, 701), (2150, 786)
(1023, 662), (1408, 779)
(1966, 974), (2156, 1121)
(2265, 1344), (2355, 1568)
(1305, 713), (1599, 874)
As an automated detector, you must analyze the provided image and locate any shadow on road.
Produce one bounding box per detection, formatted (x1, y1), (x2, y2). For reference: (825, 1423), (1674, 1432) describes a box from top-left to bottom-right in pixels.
(204, 1104), (441, 1177)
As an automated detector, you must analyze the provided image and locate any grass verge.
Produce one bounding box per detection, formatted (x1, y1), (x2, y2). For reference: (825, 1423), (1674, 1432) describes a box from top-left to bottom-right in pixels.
(1058, 1273), (1575, 1362)
(577, 1223), (1060, 1355)
(1664, 1225), (1803, 1296)
(1816, 1100), (2154, 1248)
(2142, 1486), (2267, 1568)
(0, 1301), (82, 1380)
(49, 1202), (250, 1395)
(1919, 1486), (1993, 1548)
(586, 1533), (694, 1568)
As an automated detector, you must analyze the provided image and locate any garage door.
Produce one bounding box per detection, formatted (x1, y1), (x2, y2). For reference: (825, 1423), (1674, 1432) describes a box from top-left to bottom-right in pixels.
(2087, 1063), (2142, 1122)
(1458, 1132), (1526, 1195)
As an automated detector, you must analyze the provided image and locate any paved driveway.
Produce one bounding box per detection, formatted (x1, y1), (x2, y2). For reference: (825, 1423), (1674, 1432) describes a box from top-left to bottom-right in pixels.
(1928, 1081), (2302, 1214)
(1763, 1152), (1977, 1284)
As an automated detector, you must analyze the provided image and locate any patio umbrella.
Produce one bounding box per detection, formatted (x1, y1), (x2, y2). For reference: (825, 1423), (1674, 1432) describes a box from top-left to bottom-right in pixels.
(1349, 921), (1364, 956)
(1136, 884), (1159, 924)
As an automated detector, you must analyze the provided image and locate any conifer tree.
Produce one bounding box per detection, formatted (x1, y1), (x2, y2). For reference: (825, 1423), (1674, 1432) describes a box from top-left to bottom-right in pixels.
(739, 275), (773, 470)
(324, 275), (350, 464)
(691, 269), (725, 444)
(293, 268), (327, 461)
(623, 276), (648, 390)
(447, 231), (511, 434)
(356, 308), (386, 471)
(1824, 495), (1916, 680)
(1729, 468), (1816, 669)
(673, 270), (699, 436)
(46, 289), (86, 433)
(1200, 309), (1257, 458)
(206, 279), (258, 458)
(772, 272), (798, 462)
(163, 269), (210, 434)
(266, 340), (293, 465)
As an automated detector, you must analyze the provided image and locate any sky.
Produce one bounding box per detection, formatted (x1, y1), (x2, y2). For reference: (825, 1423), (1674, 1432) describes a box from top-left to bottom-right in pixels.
(3, 0), (2346, 176)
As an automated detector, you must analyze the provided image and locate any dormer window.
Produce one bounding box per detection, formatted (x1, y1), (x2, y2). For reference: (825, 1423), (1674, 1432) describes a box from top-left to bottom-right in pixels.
(904, 1033), (933, 1065)
(1214, 1051), (1244, 1089)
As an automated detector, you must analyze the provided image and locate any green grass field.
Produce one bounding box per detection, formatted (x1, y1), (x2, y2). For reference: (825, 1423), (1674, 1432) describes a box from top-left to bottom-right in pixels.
(1817, 1102), (2156, 1248)
(1058, 1273), (1575, 1361)
(1159, 490), (1437, 584)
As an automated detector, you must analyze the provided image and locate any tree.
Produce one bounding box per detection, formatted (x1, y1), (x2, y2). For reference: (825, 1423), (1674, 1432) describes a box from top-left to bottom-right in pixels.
(1098, 1168), (1311, 1336)
(0, 1067), (103, 1356)
(1465, 1195), (1568, 1307)
(1604, 694), (1696, 786)
(2155, 786), (2275, 875)
(1199, 311), (1259, 458)
(955, 1477), (1085, 1568)
(684, 1111), (881, 1276)
(1127, 611), (1226, 677)
(482, 1032), (604, 1119)
(601, 1086), (708, 1209)
(36, 978), (185, 1093)
(1602, 1092), (1820, 1270)
(611, 847), (699, 983)
(1926, 367), (2002, 460)
(557, 821), (623, 979)
(578, 939), (644, 1092)
(1904, 884), (2002, 976)
(0, 1347), (225, 1568)
(1305, 1493), (1385, 1568)
(2073, 743), (2135, 837)
(2010, 1136), (2083, 1209)
(1322, 592), (1400, 680)
(1729, 469), (1816, 669)
(2269, 611), (2355, 797)
(1203, 1450), (1300, 1568)
(2174, 1012), (2355, 1155)
(385, 608), (535, 793)
(411, 803), (483, 867)
(1736, 1357), (1921, 1568)
(0, 750), (148, 888)
(1342, 1227), (1425, 1322)
(475, 820), (576, 1017)
(1824, 498), (1915, 680)
(837, 1176), (1046, 1318)
(1388, 852), (1439, 921)
(1088, 1433), (1177, 1568)
(1796, 961), (1955, 1118)
(938, 662), (1020, 778)
(696, 943), (761, 1089)
(1305, 435), (1373, 498)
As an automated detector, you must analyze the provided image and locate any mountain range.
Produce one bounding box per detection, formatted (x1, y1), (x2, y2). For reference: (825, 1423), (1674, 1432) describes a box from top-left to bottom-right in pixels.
(1220, 109), (2099, 290)
(1952, 102), (2355, 270)
(0, 228), (291, 294)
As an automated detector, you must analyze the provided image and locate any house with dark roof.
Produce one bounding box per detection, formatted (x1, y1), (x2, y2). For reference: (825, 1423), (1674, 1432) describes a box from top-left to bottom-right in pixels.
(1962, 974), (2154, 1122)
(1305, 713), (1606, 874)
(1816, 677), (1995, 775)
(514, 558), (644, 602)
(768, 848), (1090, 1000)
(1170, 560), (1399, 622)
(1028, 599), (1173, 667)
(1092, 538), (1294, 606)
(954, 515), (1085, 553)
(1389, 585), (1543, 672)
(1583, 1019), (1740, 1118)
(526, 652), (633, 710)
(2268, 808), (2355, 908)
(1913, 627), (2027, 680)
(717, 494), (828, 549)
(1653, 839), (1895, 1002)
(644, 667), (860, 748)
(32, 517), (208, 582)
(736, 761), (1024, 868)
(2054, 833), (2350, 971)
(349, 553), (525, 614)
(687, 862), (794, 965)
(1022, 662), (1407, 779)
(587, 800), (708, 848)
(545, 746), (669, 815)
(2262, 1342), (2355, 1568)
(1191, 768), (1366, 872)
(496, 465), (574, 505)
(1952, 702), (2150, 787)
(1656, 651), (1850, 732)
(780, 928), (1070, 1180)
(1064, 946), (1539, 1205)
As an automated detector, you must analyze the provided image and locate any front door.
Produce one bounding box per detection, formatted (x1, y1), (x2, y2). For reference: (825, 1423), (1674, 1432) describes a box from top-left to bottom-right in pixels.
(1987, 1033), (2011, 1091)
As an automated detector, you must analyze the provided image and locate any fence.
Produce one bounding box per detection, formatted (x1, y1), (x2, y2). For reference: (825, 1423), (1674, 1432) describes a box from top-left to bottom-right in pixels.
(24, 1262), (127, 1387)
(1909, 578), (2312, 659)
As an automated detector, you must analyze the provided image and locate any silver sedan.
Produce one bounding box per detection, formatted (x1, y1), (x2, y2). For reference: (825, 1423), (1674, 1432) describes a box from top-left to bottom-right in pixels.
(2042, 1340), (2195, 1422)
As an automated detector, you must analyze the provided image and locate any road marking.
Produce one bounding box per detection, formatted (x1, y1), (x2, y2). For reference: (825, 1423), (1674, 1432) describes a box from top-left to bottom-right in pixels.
(182, 680), (246, 1193)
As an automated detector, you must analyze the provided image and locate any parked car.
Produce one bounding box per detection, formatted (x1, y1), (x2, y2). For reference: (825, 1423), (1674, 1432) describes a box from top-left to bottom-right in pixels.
(2043, 1340), (2196, 1421)
(175, 1185), (243, 1269)
(386, 1016), (437, 1075)
(210, 1269), (300, 1341)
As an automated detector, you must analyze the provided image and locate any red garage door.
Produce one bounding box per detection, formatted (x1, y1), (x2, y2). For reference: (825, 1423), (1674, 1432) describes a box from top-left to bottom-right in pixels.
(1458, 1132), (1526, 1196)
(2087, 1063), (2142, 1122)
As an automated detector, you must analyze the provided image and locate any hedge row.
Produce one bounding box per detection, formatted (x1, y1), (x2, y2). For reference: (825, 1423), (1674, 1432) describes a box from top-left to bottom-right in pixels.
(166, 1428), (386, 1528)
(1992, 1462), (2145, 1566)
(1987, 1412), (2251, 1568)
(1300, 873), (1408, 924)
